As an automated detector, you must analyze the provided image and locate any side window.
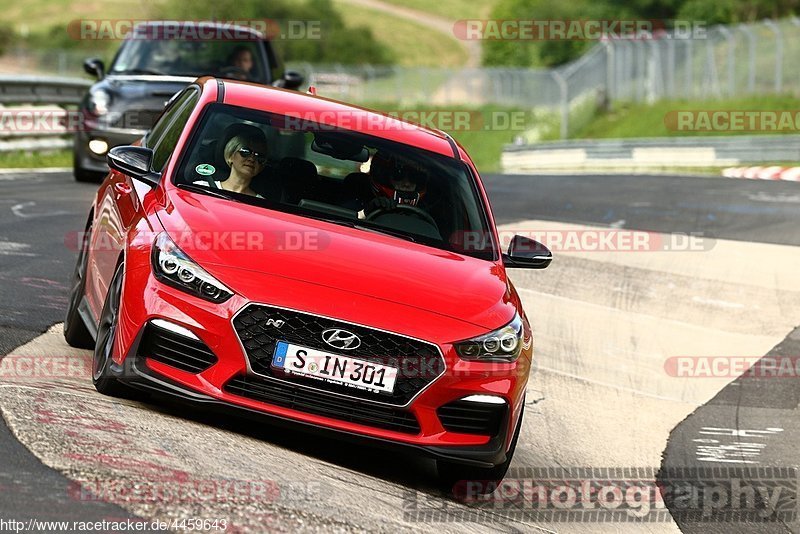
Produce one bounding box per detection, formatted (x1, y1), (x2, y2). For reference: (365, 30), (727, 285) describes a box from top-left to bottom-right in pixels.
(150, 88), (199, 172)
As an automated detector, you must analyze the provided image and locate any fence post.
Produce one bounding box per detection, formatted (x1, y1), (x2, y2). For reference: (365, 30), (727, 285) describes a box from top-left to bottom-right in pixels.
(762, 19), (783, 94)
(716, 26), (736, 97)
(552, 70), (569, 139)
(685, 37), (693, 98)
(737, 24), (756, 93)
(603, 40), (615, 107)
(666, 37), (675, 99)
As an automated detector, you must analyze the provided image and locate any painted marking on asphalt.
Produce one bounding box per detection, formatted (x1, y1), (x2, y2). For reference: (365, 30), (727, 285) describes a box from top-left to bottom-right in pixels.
(0, 240), (36, 257)
(693, 427), (784, 464)
(746, 191), (800, 203)
(11, 201), (71, 218)
(0, 167), (70, 175)
(699, 427), (783, 437)
(14, 201), (66, 219)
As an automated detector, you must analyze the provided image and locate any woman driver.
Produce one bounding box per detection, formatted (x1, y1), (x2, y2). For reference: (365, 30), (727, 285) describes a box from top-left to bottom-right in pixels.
(220, 133), (268, 197)
(196, 128), (268, 198)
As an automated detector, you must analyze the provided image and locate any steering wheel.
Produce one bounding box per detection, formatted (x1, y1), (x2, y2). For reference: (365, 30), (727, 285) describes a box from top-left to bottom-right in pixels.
(366, 203), (439, 228)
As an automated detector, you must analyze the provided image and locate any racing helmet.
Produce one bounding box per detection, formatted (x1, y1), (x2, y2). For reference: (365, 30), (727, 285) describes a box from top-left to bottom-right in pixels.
(369, 151), (427, 207)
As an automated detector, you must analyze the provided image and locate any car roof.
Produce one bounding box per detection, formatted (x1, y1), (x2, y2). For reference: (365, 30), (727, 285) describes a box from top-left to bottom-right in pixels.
(213, 79), (461, 159)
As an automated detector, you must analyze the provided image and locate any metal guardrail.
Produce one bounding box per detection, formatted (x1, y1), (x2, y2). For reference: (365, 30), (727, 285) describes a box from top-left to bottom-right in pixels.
(0, 75), (91, 153)
(502, 135), (800, 173)
(0, 75), (90, 105)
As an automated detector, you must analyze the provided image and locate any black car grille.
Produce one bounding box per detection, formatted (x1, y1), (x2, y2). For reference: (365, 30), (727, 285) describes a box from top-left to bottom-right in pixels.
(224, 374), (420, 434)
(232, 304), (445, 406)
(108, 109), (162, 130)
(437, 399), (507, 436)
(138, 323), (218, 374)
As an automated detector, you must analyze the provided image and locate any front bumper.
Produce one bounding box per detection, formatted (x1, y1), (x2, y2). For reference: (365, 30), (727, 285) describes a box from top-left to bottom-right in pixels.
(113, 266), (530, 468)
(74, 127), (146, 173)
(116, 354), (514, 468)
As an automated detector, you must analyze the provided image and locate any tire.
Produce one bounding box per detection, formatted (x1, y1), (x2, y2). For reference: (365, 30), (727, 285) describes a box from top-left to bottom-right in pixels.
(73, 163), (105, 184)
(63, 218), (95, 349)
(437, 403), (524, 498)
(92, 264), (129, 397)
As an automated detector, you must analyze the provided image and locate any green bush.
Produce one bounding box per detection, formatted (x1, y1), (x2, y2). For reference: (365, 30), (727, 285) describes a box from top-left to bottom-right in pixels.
(485, 0), (800, 67)
(0, 23), (14, 56)
(152, 0), (394, 65)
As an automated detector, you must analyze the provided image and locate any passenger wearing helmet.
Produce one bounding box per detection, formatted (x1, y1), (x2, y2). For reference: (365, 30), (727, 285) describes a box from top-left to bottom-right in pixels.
(365, 151), (428, 215)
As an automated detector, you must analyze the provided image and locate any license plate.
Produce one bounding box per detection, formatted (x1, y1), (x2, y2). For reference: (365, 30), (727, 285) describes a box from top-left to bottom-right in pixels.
(271, 341), (398, 394)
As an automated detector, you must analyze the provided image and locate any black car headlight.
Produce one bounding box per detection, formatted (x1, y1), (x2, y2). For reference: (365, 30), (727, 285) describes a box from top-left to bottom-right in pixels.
(454, 314), (525, 362)
(152, 233), (233, 303)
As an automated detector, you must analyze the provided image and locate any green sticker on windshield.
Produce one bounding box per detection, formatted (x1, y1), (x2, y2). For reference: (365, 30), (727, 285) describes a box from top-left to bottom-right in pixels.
(195, 163), (215, 176)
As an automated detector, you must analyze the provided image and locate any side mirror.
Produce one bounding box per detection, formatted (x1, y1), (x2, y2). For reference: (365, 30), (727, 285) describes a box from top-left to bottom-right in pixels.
(107, 146), (159, 187)
(83, 58), (105, 79)
(502, 235), (552, 269)
(277, 71), (304, 91)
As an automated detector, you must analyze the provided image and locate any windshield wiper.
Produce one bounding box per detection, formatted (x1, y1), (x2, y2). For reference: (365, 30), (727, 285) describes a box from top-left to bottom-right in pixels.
(299, 213), (416, 242)
(354, 224), (417, 243)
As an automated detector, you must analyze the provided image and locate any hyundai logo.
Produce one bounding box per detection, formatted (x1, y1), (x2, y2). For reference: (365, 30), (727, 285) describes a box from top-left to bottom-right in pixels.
(322, 328), (361, 350)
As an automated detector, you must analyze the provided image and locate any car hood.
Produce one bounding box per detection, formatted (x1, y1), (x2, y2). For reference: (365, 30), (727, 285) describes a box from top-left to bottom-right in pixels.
(156, 188), (515, 330)
(90, 76), (193, 129)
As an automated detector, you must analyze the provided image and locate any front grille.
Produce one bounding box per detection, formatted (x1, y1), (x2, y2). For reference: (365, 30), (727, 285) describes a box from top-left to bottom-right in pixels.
(437, 400), (507, 436)
(108, 109), (162, 130)
(224, 374), (420, 434)
(233, 304), (445, 406)
(138, 323), (217, 374)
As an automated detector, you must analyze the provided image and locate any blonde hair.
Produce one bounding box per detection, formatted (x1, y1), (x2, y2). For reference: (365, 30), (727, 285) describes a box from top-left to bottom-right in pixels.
(223, 134), (268, 167)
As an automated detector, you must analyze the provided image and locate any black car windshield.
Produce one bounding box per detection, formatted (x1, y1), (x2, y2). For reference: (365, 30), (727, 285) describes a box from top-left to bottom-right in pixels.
(174, 103), (497, 261)
(109, 36), (268, 83)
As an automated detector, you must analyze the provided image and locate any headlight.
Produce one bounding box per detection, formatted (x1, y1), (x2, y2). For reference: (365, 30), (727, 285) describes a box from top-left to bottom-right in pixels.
(454, 314), (525, 362)
(151, 233), (233, 303)
(88, 89), (111, 116)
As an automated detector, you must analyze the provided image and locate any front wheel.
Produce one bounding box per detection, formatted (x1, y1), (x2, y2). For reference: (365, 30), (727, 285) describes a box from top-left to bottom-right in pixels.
(92, 264), (128, 397)
(64, 221), (94, 349)
(73, 164), (105, 184)
(437, 403), (524, 498)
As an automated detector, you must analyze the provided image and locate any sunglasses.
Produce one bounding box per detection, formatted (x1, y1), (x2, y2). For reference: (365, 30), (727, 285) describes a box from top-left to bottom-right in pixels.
(237, 147), (267, 165)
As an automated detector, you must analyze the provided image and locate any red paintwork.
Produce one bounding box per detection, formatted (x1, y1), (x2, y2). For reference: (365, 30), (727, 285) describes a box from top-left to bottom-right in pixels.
(82, 78), (533, 454)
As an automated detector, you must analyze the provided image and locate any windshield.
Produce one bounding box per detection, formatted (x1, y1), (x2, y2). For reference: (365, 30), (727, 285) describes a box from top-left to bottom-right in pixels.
(110, 37), (268, 83)
(174, 103), (497, 261)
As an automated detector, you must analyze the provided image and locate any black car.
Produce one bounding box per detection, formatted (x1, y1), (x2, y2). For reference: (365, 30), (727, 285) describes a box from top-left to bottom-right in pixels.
(74, 21), (303, 182)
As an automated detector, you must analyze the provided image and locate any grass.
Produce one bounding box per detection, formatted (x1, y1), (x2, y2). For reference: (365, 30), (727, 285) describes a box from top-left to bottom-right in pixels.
(331, 1), (468, 67)
(573, 95), (800, 139)
(7, 0), (470, 68)
(0, 149), (71, 168)
(378, 0), (498, 20)
(4, 0), (145, 30)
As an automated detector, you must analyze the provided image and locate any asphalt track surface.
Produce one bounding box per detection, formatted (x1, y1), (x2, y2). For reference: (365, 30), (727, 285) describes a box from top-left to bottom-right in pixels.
(0, 170), (799, 532)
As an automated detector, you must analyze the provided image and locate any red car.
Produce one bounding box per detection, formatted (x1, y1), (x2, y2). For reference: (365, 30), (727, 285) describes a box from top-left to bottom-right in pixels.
(64, 77), (552, 492)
